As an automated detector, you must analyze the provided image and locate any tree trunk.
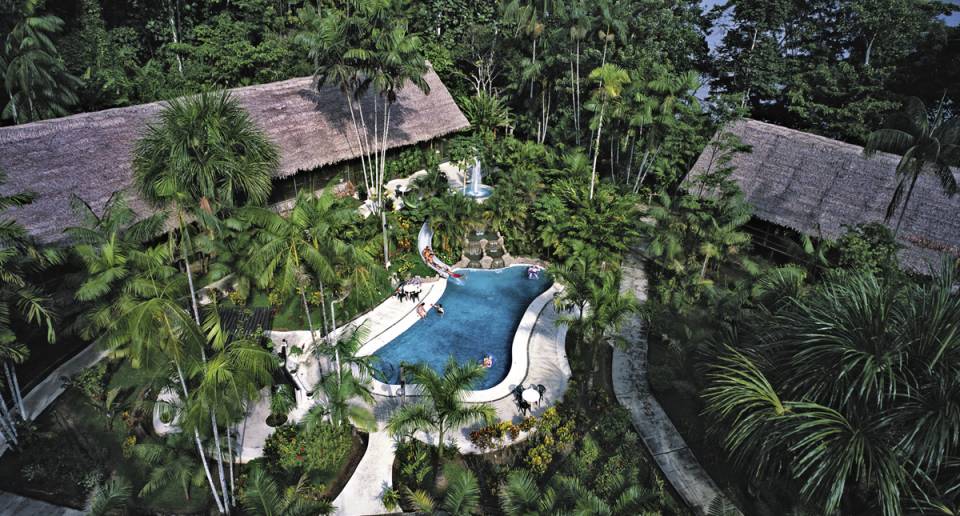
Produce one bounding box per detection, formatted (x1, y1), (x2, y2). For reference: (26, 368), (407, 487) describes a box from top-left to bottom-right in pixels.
(379, 104), (393, 268)
(211, 412), (231, 513)
(227, 425), (236, 506)
(300, 289), (317, 349)
(894, 170), (922, 236)
(0, 395), (19, 446)
(330, 302), (341, 383)
(4, 363), (24, 419)
(344, 91), (372, 194)
(176, 363), (226, 514)
(589, 101), (606, 200)
(864, 33), (876, 66)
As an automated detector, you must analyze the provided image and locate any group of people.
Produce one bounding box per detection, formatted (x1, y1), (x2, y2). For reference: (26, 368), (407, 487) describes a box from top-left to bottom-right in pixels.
(526, 264), (543, 279)
(416, 301), (444, 319)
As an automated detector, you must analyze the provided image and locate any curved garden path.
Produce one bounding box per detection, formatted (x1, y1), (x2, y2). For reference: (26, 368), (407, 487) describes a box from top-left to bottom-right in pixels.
(613, 254), (740, 515)
(332, 295), (571, 515)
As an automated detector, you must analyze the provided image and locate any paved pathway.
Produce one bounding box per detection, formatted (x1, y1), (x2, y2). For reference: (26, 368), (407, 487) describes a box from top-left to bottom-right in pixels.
(613, 255), (739, 515)
(332, 297), (571, 515)
(0, 491), (82, 515)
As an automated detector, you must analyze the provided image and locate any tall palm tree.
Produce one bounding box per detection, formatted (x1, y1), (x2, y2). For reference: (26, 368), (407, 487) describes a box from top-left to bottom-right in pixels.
(387, 359), (496, 462)
(367, 20), (430, 268)
(1, 0), (81, 123)
(0, 170), (59, 437)
(188, 306), (277, 510)
(240, 465), (333, 516)
(104, 295), (225, 513)
(864, 96), (960, 235)
(586, 63), (630, 199)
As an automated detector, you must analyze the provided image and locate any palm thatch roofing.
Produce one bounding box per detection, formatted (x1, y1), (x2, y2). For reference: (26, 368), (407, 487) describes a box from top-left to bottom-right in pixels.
(687, 119), (960, 274)
(0, 66), (468, 244)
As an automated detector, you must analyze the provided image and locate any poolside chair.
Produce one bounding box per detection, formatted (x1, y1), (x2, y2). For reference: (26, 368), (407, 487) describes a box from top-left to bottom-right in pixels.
(511, 385), (524, 409)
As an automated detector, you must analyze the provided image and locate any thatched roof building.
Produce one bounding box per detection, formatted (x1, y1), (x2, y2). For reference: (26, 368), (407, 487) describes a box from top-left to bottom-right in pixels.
(687, 119), (960, 273)
(0, 67), (468, 243)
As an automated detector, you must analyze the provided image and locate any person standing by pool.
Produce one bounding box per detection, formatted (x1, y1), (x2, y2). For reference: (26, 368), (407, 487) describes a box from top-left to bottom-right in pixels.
(416, 302), (427, 318)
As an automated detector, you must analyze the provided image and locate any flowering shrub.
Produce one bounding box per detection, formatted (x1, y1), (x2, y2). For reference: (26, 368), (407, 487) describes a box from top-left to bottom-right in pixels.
(524, 407), (575, 475)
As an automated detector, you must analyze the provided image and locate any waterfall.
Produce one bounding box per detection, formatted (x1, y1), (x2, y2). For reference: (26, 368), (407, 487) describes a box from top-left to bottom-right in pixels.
(469, 158), (482, 195)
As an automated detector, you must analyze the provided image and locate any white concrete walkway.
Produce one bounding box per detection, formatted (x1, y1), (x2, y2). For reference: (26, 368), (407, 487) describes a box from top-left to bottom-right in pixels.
(0, 491), (83, 515)
(332, 296), (571, 516)
(613, 254), (740, 515)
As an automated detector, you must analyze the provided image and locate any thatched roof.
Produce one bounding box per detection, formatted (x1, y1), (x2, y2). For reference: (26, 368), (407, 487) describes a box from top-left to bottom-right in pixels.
(687, 119), (960, 274)
(0, 66), (468, 243)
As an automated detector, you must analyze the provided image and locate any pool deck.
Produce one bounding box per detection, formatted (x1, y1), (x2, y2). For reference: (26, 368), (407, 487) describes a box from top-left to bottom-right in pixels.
(333, 292), (571, 516)
(230, 269), (572, 516)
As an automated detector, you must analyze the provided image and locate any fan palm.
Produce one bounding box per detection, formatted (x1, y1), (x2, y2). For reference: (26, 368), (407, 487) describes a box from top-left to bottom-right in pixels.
(387, 359), (495, 462)
(240, 465), (333, 516)
(132, 90), (279, 217)
(2, 0), (81, 123)
(864, 96), (960, 235)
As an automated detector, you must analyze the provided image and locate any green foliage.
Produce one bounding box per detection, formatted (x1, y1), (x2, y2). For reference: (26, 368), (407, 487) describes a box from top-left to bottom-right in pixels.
(240, 465), (333, 516)
(262, 422), (354, 484)
(834, 223), (901, 274)
(704, 263), (960, 516)
(1, 0), (82, 123)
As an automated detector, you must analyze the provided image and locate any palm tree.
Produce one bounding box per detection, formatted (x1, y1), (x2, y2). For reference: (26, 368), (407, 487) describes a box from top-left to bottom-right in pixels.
(1, 0), (81, 123)
(245, 191), (376, 350)
(864, 96), (960, 235)
(0, 170), (59, 436)
(134, 432), (206, 502)
(387, 359), (496, 462)
(404, 463), (481, 515)
(586, 63), (630, 199)
(132, 90), (279, 217)
(367, 20), (430, 268)
(240, 465), (333, 516)
(85, 476), (132, 516)
(316, 367), (376, 433)
(704, 263), (960, 516)
(500, 469), (558, 515)
(458, 92), (514, 136)
(188, 307), (277, 510)
(104, 295), (225, 513)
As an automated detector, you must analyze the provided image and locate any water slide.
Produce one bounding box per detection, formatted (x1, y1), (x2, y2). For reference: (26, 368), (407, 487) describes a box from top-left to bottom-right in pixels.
(418, 221), (464, 285)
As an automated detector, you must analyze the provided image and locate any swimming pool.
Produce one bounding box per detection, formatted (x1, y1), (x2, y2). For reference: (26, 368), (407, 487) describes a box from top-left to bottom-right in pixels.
(372, 266), (551, 390)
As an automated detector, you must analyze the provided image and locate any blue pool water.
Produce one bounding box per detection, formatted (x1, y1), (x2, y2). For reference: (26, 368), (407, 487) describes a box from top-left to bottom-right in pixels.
(373, 267), (551, 390)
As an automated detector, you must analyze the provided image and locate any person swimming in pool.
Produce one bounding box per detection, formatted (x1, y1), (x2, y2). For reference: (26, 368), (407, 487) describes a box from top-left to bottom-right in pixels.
(481, 354), (493, 368)
(435, 303), (445, 317)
